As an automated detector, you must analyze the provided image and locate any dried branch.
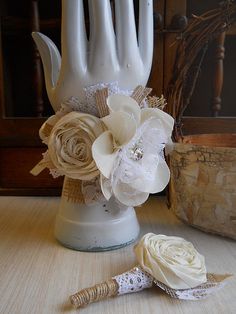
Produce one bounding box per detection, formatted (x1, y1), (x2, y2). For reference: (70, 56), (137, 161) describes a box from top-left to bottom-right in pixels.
(165, 0), (236, 141)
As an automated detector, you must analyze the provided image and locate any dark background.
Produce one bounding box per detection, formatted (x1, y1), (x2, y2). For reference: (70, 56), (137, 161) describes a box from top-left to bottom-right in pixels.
(1, 0), (236, 117)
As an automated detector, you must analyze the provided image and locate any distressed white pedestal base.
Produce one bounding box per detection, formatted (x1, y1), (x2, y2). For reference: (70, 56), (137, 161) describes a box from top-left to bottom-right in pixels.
(54, 197), (140, 251)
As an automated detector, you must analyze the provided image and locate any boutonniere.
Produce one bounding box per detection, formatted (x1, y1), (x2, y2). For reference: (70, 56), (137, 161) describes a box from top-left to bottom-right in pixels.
(70, 233), (232, 309)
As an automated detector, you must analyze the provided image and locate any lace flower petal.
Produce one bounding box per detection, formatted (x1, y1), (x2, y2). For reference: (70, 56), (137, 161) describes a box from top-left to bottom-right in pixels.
(141, 108), (174, 139)
(113, 181), (149, 207)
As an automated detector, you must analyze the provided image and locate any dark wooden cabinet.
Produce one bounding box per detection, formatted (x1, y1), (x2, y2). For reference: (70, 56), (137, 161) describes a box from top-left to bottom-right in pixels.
(0, 0), (235, 195)
(0, 0), (62, 195)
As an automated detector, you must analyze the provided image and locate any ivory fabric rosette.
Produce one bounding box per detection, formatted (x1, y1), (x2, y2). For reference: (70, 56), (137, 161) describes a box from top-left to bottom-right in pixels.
(92, 94), (174, 206)
(31, 110), (105, 180)
(134, 233), (207, 289)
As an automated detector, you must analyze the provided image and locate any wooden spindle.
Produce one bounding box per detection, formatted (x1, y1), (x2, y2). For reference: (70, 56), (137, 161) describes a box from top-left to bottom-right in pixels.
(211, 31), (226, 117)
(30, 0), (44, 117)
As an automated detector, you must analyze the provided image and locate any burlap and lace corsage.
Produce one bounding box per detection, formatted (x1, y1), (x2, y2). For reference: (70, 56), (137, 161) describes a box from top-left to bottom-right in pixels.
(31, 84), (174, 206)
(70, 233), (232, 309)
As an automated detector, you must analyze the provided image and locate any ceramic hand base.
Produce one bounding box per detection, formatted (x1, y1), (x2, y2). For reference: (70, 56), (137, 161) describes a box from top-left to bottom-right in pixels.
(54, 177), (140, 251)
(33, 0), (153, 251)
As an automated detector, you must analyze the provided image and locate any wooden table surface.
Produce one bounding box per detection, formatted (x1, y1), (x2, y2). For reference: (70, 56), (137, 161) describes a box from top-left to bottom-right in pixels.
(0, 196), (235, 314)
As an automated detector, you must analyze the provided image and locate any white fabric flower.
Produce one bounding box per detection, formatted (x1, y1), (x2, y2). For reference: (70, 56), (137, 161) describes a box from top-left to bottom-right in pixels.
(92, 94), (174, 206)
(134, 233), (207, 290)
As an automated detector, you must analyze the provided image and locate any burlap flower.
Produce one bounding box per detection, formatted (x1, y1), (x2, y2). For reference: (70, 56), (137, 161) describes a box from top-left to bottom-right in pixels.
(134, 233), (207, 290)
(92, 94), (174, 206)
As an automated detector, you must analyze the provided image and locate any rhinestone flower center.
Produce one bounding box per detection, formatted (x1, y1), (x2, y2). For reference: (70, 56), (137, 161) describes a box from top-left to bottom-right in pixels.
(130, 140), (144, 161)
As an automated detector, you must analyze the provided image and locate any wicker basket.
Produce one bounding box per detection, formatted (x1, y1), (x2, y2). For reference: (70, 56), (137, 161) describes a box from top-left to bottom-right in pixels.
(169, 134), (236, 240)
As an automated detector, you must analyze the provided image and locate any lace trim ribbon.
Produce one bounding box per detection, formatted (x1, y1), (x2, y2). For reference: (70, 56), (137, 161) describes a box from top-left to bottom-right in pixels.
(62, 176), (105, 204)
(113, 266), (153, 295)
(154, 273), (232, 300)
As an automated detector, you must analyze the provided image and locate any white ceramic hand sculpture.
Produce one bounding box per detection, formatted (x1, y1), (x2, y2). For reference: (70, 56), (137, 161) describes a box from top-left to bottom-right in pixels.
(32, 0), (153, 112)
(33, 0), (154, 251)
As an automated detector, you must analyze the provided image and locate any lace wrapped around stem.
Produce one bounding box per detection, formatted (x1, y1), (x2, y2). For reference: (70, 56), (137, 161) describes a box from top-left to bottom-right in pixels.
(70, 266), (232, 309)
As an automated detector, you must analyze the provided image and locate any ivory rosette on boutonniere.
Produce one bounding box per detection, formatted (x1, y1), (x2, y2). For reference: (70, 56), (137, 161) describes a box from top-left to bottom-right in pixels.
(31, 84), (174, 207)
(134, 233), (207, 289)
